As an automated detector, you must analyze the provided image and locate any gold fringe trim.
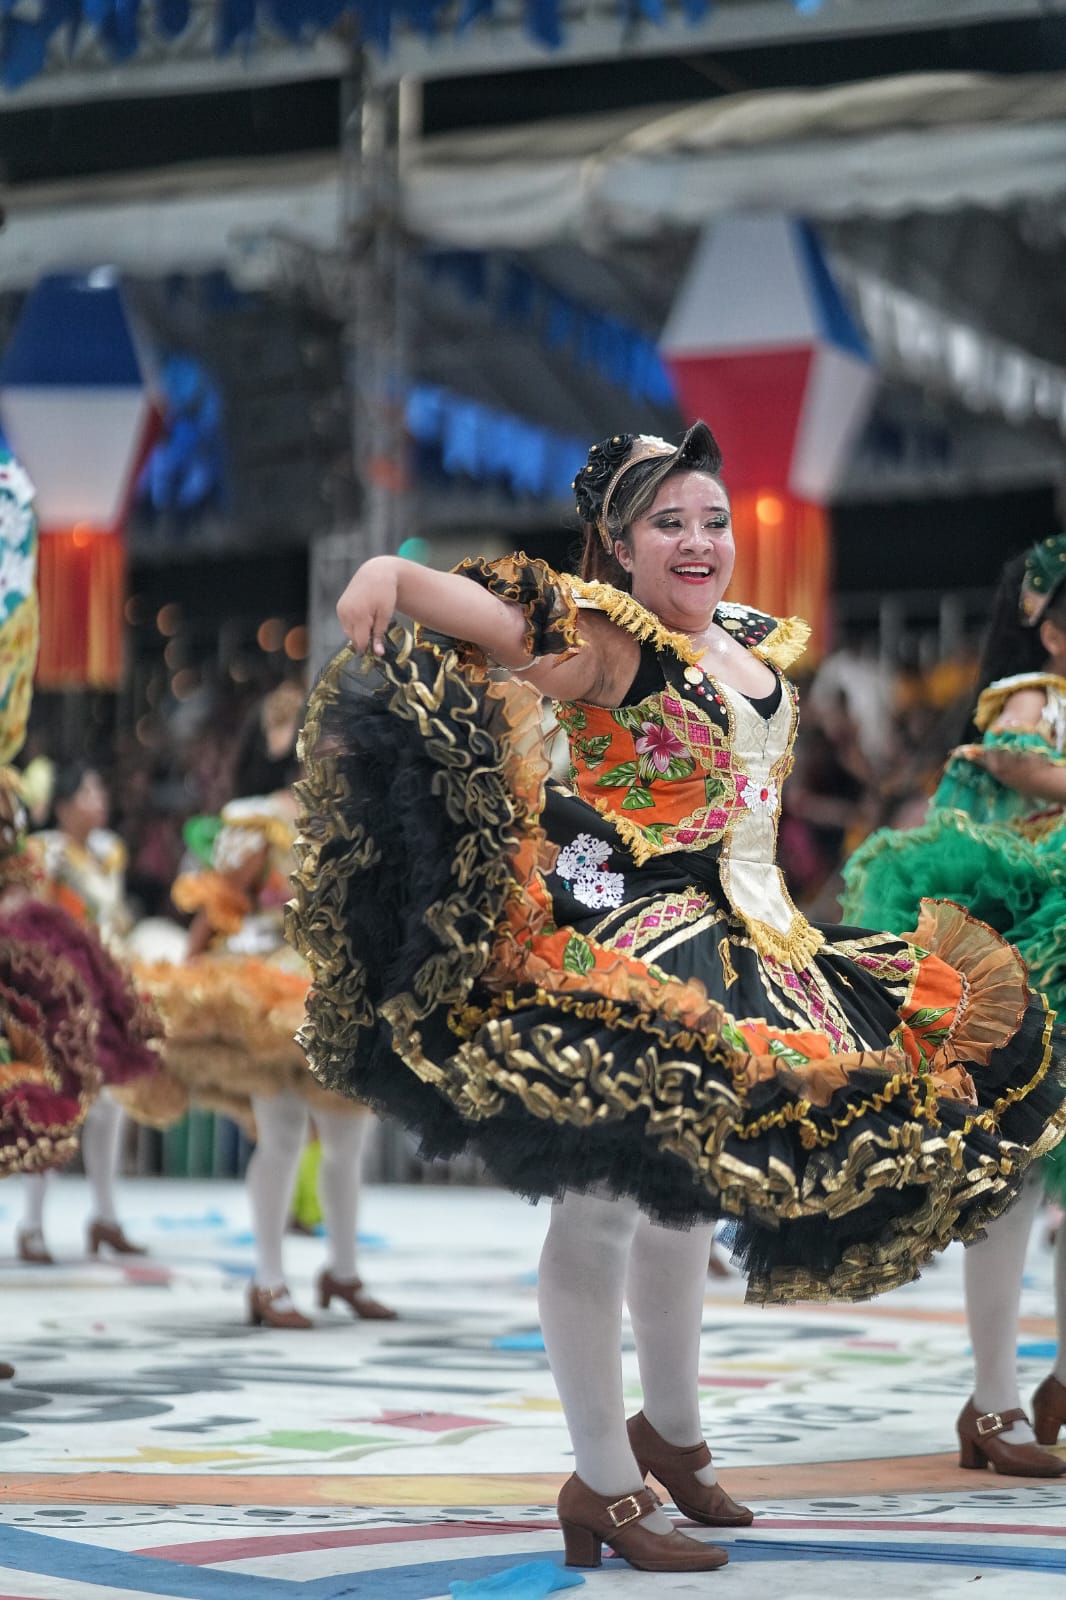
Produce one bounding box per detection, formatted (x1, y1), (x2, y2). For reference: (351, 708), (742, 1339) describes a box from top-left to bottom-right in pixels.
(755, 616), (811, 673)
(566, 578), (703, 666)
(742, 910), (826, 969)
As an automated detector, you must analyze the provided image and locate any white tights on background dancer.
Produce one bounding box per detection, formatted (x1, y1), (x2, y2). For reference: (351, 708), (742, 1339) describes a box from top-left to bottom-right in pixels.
(18, 1091), (144, 1263)
(960, 1172), (1066, 1473)
(245, 1093), (395, 1327)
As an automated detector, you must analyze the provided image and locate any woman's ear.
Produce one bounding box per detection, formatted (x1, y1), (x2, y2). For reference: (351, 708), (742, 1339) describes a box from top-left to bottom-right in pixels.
(613, 539), (632, 572)
(1039, 616), (1066, 658)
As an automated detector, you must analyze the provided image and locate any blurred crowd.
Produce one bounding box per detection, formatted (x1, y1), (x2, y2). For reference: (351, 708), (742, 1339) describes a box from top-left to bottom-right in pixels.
(15, 672), (306, 930)
(779, 641), (979, 920)
(13, 639), (983, 938)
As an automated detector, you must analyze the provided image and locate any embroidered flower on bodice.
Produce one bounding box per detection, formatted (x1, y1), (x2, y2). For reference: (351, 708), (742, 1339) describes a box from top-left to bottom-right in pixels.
(737, 775), (779, 817)
(556, 833), (611, 877)
(634, 721), (686, 773)
(554, 832), (626, 910)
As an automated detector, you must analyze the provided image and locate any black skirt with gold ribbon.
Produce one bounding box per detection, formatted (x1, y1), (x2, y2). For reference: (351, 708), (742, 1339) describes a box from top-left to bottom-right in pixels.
(287, 631), (1066, 1303)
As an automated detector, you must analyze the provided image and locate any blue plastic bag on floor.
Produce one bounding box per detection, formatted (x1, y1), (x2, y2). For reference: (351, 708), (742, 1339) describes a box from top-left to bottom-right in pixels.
(449, 1560), (585, 1597)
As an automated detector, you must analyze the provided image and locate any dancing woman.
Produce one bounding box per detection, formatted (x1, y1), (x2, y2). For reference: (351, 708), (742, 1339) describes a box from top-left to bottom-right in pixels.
(844, 536), (1066, 1477)
(18, 762), (160, 1262)
(288, 424), (1066, 1570)
(128, 795), (393, 1327)
(0, 446), (156, 1374)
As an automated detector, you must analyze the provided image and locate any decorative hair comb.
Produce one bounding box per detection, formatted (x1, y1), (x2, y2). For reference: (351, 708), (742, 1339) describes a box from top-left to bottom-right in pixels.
(1020, 532), (1066, 626)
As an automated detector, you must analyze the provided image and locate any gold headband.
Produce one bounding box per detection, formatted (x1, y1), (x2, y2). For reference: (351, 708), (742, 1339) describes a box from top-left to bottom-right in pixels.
(595, 435), (677, 550)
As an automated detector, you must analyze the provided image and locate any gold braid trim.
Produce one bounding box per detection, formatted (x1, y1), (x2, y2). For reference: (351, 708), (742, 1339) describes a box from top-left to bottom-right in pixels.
(961, 1003), (1066, 1161)
(566, 578), (703, 666)
(398, 993), (1036, 1303)
(452, 979), (936, 1151)
(756, 616), (811, 673)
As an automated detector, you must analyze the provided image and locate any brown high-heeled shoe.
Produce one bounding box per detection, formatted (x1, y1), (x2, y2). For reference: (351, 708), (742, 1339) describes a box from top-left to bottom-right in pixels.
(627, 1410), (754, 1526)
(247, 1284), (313, 1330)
(17, 1228), (54, 1265)
(317, 1269), (397, 1320)
(956, 1400), (1066, 1477)
(87, 1220), (146, 1257)
(556, 1473), (728, 1571)
(1032, 1374), (1066, 1448)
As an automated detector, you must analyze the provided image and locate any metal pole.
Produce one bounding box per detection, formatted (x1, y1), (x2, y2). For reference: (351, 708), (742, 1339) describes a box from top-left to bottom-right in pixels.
(308, 50), (413, 672)
(342, 49), (412, 561)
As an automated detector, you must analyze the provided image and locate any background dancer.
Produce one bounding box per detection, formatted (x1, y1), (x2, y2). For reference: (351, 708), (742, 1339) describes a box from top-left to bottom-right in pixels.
(844, 536), (1066, 1476)
(17, 762), (159, 1263)
(128, 794), (393, 1328)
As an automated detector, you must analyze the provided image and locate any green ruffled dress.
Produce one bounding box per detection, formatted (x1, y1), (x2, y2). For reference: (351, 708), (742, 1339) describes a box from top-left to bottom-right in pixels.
(843, 670), (1066, 1203)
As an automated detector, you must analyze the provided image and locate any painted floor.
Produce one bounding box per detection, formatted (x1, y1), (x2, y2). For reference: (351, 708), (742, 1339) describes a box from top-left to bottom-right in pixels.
(0, 1175), (1064, 1598)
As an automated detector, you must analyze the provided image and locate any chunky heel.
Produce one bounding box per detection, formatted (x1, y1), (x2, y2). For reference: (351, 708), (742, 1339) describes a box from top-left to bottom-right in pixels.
(316, 1269), (397, 1320)
(555, 1474), (727, 1572)
(1032, 1374), (1066, 1447)
(247, 1285), (313, 1330)
(956, 1399), (1066, 1478)
(560, 1520), (602, 1568)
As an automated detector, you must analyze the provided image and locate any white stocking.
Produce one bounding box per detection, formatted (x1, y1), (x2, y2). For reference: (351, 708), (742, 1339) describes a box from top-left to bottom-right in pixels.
(537, 1190), (674, 1535)
(964, 1172), (1043, 1444)
(20, 1172), (49, 1234)
(248, 1093), (308, 1289)
(316, 1112), (372, 1281)
(1053, 1214), (1066, 1385)
(627, 1213), (719, 1486)
(81, 1091), (127, 1224)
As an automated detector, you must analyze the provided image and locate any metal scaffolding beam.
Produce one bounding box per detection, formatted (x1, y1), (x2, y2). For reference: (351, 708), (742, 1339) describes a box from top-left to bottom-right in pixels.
(1, 1), (1061, 107)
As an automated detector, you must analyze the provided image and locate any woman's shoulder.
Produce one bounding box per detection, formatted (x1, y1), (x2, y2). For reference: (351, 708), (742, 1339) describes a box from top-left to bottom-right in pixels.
(975, 671), (1066, 732)
(714, 601), (811, 674)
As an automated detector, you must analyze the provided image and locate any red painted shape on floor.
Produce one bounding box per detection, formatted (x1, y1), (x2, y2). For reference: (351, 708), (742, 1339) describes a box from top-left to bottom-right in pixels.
(136, 1520), (551, 1564)
(343, 1412), (499, 1432)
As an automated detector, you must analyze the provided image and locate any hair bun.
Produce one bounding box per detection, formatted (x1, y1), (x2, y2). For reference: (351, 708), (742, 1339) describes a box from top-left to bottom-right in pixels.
(572, 434), (636, 526)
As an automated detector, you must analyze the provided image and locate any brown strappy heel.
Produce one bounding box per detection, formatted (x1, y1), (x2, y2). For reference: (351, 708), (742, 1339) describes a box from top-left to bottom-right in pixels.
(556, 1473), (728, 1571)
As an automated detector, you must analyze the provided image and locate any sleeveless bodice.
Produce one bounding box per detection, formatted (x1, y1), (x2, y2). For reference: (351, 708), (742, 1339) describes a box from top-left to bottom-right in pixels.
(553, 621), (822, 969)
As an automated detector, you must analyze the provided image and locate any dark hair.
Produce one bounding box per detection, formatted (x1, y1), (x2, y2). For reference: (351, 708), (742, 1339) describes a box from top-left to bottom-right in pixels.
(233, 714), (300, 799)
(962, 553), (1066, 738)
(48, 761), (102, 828)
(577, 422), (725, 589)
(52, 761), (98, 806)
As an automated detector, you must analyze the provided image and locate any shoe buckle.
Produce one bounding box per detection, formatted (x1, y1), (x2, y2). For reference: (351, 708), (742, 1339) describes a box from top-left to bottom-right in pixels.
(975, 1411), (1004, 1437)
(605, 1493), (645, 1529)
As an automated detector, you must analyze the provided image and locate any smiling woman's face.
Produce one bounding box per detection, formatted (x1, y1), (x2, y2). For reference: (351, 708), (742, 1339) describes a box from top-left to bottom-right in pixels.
(614, 469), (734, 631)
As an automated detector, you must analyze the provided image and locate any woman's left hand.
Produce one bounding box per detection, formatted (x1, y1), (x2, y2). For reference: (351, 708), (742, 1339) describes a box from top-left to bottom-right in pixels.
(973, 744), (1063, 797)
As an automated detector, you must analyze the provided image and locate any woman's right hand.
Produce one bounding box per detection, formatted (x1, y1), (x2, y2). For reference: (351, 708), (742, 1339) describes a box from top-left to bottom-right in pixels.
(337, 557), (399, 656)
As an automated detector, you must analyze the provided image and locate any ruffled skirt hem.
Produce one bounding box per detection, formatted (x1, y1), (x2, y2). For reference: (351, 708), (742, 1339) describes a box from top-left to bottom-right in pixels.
(288, 633), (1066, 1302)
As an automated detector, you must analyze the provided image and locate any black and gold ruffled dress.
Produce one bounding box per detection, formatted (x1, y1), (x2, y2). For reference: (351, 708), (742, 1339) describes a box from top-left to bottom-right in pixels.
(287, 559), (1066, 1303)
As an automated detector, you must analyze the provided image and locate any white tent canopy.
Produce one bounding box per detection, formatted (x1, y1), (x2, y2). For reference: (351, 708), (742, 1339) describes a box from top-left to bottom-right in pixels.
(6, 70), (1066, 283)
(6, 67), (1066, 492)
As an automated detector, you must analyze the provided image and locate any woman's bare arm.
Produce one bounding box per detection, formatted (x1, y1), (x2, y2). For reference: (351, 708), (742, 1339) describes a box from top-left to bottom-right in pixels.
(336, 555), (636, 706)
